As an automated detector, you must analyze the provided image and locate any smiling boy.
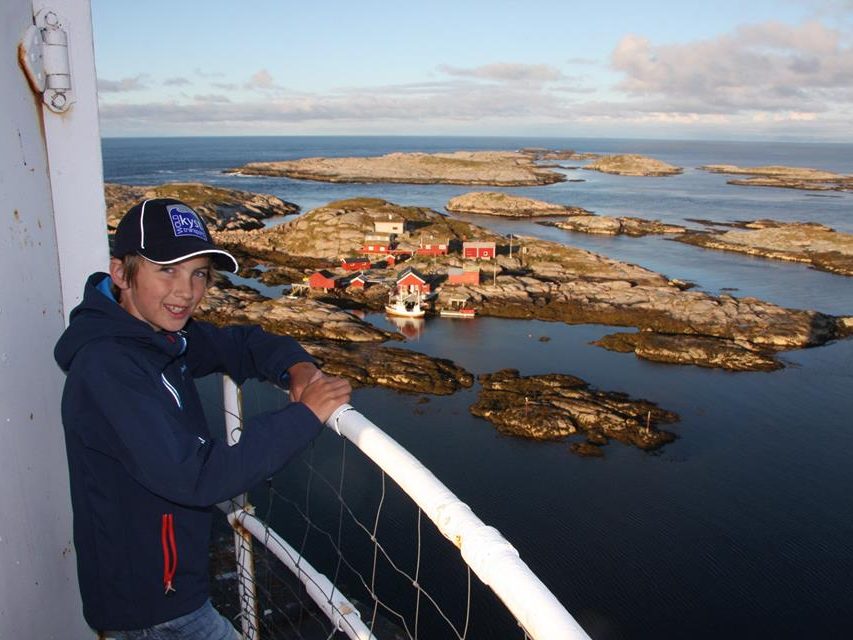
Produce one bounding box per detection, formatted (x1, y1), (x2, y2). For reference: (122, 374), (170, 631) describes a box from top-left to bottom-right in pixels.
(55, 198), (350, 639)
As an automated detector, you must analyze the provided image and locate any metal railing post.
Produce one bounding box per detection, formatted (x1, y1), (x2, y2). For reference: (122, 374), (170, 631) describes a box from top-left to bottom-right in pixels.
(223, 376), (261, 639)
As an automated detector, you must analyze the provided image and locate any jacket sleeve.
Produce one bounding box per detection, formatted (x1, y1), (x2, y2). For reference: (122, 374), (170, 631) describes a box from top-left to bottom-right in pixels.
(76, 343), (323, 507)
(183, 321), (315, 384)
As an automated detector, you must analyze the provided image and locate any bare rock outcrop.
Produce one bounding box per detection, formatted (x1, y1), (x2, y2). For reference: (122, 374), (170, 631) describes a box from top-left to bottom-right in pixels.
(303, 342), (474, 395)
(542, 215), (686, 237)
(227, 151), (567, 186)
(470, 369), (678, 454)
(105, 182), (298, 230)
(196, 281), (396, 343)
(593, 332), (782, 371)
(519, 148), (601, 161)
(450, 276), (841, 353)
(583, 154), (683, 177)
(699, 165), (853, 191)
(446, 191), (590, 217)
(676, 220), (853, 276)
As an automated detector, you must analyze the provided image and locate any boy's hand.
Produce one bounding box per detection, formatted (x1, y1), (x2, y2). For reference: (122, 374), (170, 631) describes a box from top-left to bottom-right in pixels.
(287, 362), (322, 402)
(298, 374), (352, 424)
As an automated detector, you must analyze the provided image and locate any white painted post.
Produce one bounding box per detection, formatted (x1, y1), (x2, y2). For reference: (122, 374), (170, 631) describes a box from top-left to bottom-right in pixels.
(222, 376), (261, 639)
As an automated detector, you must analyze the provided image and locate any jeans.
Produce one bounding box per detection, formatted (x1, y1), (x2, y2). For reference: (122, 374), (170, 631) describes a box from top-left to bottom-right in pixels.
(107, 600), (240, 640)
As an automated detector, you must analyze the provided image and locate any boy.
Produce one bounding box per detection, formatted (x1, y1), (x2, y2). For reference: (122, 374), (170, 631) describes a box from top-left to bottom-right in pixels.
(54, 198), (351, 639)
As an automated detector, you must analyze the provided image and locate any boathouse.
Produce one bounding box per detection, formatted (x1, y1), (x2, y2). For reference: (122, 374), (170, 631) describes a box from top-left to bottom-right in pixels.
(344, 272), (368, 289)
(308, 270), (339, 291)
(395, 267), (431, 294)
(341, 256), (371, 271)
(462, 240), (496, 260)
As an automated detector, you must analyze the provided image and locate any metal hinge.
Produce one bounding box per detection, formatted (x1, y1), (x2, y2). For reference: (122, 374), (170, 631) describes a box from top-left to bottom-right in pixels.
(19, 9), (74, 113)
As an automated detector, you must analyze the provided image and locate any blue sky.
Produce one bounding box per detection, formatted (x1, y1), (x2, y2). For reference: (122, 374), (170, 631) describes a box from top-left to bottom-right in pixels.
(92, 0), (853, 140)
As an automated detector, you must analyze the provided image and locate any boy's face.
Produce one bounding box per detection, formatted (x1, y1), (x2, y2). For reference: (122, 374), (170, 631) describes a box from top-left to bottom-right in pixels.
(110, 255), (211, 332)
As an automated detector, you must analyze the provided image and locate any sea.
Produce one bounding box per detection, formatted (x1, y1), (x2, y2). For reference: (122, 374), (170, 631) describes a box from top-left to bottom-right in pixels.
(103, 136), (853, 639)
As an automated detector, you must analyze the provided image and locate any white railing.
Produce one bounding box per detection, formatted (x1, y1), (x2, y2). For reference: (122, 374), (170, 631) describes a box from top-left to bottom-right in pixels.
(220, 376), (590, 640)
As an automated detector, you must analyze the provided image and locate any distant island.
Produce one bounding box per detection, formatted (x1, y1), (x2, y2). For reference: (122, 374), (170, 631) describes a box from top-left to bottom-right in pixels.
(583, 154), (683, 177)
(699, 164), (853, 191)
(446, 191), (591, 217)
(227, 150), (567, 186)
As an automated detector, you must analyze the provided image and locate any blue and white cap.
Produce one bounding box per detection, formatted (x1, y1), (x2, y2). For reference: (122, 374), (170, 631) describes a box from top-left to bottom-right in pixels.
(112, 198), (238, 272)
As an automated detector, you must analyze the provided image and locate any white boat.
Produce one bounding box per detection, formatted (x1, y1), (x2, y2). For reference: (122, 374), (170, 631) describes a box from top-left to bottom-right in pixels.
(440, 307), (476, 318)
(385, 298), (426, 318)
(385, 287), (426, 318)
(440, 296), (477, 318)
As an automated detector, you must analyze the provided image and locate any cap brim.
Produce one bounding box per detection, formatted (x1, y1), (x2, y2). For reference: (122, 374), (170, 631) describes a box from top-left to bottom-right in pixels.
(140, 245), (239, 273)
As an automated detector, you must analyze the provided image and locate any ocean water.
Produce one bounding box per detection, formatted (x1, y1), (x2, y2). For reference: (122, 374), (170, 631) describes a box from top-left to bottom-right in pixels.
(105, 136), (853, 639)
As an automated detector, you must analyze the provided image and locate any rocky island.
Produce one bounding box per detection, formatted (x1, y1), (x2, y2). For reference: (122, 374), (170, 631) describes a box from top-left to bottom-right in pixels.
(583, 154), (683, 177)
(699, 165), (853, 191)
(227, 151), (567, 186)
(542, 215), (686, 237)
(446, 191), (591, 217)
(470, 369), (679, 456)
(104, 182), (853, 452)
(210, 196), (850, 372)
(105, 182), (298, 231)
(676, 220), (853, 276)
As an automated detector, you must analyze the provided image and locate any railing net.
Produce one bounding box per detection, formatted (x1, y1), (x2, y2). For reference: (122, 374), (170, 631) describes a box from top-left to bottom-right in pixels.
(209, 376), (585, 640)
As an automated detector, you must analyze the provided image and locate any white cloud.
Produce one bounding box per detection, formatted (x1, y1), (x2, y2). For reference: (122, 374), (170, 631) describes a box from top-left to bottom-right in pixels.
(245, 69), (276, 90)
(193, 94), (232, 103)
(610, 20), (853, 114)
(438, 62), (564, 84)
(98, 75), (147, 93)
(163, 77), (190, 87)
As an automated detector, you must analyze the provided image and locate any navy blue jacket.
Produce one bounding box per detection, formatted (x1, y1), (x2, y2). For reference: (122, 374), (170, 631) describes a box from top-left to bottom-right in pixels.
(54, 273), (323, 631)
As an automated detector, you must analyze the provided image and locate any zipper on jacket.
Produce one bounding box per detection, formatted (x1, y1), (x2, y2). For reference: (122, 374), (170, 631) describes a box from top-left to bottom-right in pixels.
(161, 513), (177, 594)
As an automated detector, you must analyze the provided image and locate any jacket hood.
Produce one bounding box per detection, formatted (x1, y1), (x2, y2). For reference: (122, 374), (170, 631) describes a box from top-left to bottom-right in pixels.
(54, 272), (187, 372)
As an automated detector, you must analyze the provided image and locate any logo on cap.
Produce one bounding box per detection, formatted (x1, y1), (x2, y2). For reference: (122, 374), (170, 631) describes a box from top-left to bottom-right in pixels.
(167, 204), (208, 241)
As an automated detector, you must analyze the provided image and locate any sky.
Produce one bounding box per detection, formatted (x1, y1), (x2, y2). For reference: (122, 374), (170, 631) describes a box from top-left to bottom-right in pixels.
(92, 0), (853, 141)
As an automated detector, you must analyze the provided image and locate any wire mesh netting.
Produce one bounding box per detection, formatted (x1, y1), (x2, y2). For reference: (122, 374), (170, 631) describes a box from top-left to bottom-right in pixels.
(207, 377), (524, 640)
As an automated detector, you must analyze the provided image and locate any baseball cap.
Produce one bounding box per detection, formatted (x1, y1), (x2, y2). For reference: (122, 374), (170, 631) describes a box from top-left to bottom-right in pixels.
(112, 198), (239, 273)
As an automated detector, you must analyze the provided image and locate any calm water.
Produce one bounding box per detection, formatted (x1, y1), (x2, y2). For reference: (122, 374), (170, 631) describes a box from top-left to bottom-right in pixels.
(107, 136), (853, 639)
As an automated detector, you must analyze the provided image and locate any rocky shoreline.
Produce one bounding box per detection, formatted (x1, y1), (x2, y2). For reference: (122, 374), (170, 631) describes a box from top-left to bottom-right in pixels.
(105, 182), (298, 231)
(227, 151), (567, 186)
(541, 215), (686, 237)
(676, 220), (853, 276)
(699, 164), (853, 191)
(446, 191), (591, 217)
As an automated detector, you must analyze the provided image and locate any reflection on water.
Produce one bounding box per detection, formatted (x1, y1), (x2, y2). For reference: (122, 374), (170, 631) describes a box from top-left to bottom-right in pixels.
(386, 314), (425, 340)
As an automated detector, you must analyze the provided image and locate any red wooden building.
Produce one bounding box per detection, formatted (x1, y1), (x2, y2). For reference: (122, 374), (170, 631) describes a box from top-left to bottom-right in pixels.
(462, 241), (496, 260)
(341, 256), (371, 271)
(307, 270), (338, 291)
(447, 266), (480, 286)
(344, 272), (368, 289)
(362, 233), (392, 255)
(395, 267), (431, 294)
(415, 240), (449, 256)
